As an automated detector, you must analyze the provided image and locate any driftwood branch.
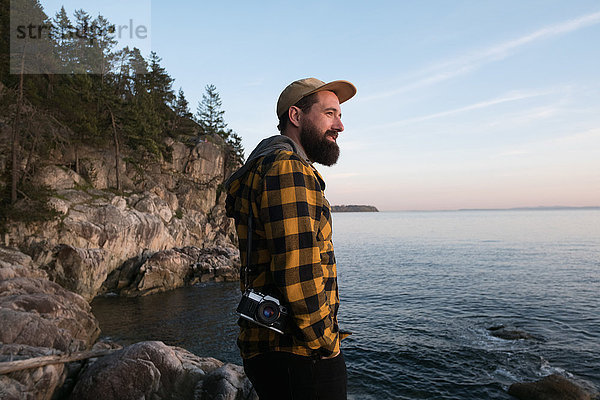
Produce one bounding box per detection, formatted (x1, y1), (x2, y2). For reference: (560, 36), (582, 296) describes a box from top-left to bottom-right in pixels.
(0, 348), (119, 375)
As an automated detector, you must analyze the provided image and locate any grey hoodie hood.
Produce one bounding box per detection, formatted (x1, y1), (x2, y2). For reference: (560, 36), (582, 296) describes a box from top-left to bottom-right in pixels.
(224, 135), (309, 190)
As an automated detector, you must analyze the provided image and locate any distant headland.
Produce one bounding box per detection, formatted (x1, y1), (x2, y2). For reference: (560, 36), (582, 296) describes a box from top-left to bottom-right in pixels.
(331, 205), (379, 212)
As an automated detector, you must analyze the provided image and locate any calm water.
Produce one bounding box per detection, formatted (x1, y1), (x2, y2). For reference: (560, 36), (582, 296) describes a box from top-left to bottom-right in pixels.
(92, 209), (600, 399)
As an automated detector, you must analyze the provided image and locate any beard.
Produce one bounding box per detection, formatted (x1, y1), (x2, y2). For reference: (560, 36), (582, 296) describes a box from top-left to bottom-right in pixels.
(299, 120), (340, 166)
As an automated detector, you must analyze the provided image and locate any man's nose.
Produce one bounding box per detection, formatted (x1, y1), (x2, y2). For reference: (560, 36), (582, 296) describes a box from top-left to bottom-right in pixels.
(332, 115), (344, 132)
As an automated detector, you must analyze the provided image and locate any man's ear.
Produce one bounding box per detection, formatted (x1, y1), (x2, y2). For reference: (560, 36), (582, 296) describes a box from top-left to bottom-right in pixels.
(288, 106), (302, 128)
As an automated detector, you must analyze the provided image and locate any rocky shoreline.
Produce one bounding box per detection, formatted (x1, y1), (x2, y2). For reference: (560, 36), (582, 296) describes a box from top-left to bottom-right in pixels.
(0, 137), (258, 399)
(0, 247), (256, 400)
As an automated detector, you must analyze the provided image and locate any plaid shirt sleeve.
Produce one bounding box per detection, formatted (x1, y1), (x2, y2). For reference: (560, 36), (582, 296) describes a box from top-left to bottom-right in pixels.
(259, 155), (339, 356)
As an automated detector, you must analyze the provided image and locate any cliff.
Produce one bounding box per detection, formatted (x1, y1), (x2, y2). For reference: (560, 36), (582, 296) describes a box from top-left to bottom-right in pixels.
(1, 132), (240, 300)
(0, 131), (255, 398)
(331, 204), (379, 212)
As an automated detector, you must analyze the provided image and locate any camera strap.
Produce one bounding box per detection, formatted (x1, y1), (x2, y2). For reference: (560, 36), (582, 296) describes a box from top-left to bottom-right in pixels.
(243, 166), (257, 290)
(245, 204), (252, 290)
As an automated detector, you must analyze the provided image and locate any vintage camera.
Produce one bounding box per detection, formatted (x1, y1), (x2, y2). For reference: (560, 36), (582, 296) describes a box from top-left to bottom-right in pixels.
(237, 289), (288, 334)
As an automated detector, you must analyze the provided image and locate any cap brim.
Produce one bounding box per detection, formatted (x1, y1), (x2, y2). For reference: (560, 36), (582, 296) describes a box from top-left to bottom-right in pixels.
(306, 80), (357, 105)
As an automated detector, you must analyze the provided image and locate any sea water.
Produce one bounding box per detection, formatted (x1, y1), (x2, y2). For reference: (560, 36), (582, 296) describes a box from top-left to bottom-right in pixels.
(92, 209), (600, 399)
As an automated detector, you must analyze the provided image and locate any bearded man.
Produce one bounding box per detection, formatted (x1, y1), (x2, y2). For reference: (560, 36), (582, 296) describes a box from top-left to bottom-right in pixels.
(225, 77), (356, 400)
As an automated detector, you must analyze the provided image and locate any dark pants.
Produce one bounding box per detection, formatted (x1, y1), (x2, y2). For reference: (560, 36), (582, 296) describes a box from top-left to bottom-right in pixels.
(243, 351), (347, 400)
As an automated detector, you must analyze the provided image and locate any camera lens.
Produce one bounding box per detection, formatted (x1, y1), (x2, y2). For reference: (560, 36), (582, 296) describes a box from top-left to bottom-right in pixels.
(256, 301), (280, 324)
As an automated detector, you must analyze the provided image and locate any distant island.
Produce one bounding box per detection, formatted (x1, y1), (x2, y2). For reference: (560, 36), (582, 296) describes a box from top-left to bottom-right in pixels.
(331, 205), (379, 213)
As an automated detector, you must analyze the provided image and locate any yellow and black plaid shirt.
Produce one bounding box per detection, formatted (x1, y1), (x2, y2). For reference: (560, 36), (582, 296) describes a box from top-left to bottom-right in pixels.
(226, 150), (341, 359)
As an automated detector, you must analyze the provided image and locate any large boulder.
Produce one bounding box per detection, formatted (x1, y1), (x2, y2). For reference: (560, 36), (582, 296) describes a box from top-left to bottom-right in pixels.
(508, 374), (598, 400)
(190, 245), (239, 284)
(0, 344), (67, 400)
(0, 250), (101, 400)
(103, 245), (239, 297)
(32, 165), (85, 191)
(69, 341), (255, 400)
(120, 248), (195, 296)
(0, 247), (47, 280)
(0, 277), (100, 352)
(46, 245), (108, 302)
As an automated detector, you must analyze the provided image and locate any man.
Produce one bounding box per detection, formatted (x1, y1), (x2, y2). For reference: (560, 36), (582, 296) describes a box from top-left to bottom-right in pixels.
(225, 77), (356, 400)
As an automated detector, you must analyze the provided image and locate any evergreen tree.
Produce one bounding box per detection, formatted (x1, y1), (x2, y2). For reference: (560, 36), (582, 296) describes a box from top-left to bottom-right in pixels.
(90, 14), (117, 76)
(112, 46), (133, 95)
(4, 0), (53, 203)
(195, 85), (244, 165)
(71, 9), (93, 73)
(173, 87), (192, 119)
(51, 7), (73, 72)
(0, 2), (246, 204)
(128, 47), (148, 97)
(169, 87), (198, 139)
(227, 130), (245, 165)
(196, 84), (226, 139)
(147, 51), (174, 106)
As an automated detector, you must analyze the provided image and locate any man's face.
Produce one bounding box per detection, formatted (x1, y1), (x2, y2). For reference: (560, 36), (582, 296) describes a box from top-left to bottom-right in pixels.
(298, 91), (345, 166)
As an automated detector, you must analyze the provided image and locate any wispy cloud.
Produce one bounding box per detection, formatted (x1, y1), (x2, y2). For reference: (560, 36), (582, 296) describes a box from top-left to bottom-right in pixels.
(493, 127), (600, 159)
(376, 88), (556, 129)
(363, 11), (600, 101)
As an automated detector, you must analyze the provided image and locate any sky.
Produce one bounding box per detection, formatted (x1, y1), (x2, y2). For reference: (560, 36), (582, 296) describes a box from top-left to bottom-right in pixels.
(39, 0), (600, 211)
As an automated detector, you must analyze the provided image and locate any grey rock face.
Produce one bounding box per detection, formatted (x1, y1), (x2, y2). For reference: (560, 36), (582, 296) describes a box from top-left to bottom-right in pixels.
(4, 139), (239, 300)
(32, 165), (85, 191)
(102, 245), (240, 296)
(0, 251), (101, 400)
(0, 247), (47, 280)
(0, 277), (100, 352)
(47, 245), (108, 301)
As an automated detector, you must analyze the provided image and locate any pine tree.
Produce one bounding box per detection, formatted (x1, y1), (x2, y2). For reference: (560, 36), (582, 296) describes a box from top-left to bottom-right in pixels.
(195, 85), (244, 165)
(196, 84), (226, 139)
(147, 51), (174, 106)
(128, 47), (148, 97)
(169, 87), (198, 139)
(90, 14), (117, 76)
(173, 88), (191, 118)
(71, 9), (93, 73)
(51, 7), (73, 72)
(5, 0), (53, 203)
(227, 130), (245, 165)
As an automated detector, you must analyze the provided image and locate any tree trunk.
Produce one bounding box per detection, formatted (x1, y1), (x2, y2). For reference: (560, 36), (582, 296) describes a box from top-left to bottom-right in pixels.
(11, 48), (26, 204)
(75, 144), (80, 175)
(0, 348), (119, 374)
(109, 109), (121, 192)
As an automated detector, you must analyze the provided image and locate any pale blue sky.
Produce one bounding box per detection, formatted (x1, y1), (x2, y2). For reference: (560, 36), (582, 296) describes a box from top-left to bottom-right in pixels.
(40, 0), (600, 210)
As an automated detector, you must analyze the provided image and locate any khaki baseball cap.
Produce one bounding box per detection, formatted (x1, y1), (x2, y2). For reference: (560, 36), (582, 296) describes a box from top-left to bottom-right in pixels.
(276, 77), (357, 118)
